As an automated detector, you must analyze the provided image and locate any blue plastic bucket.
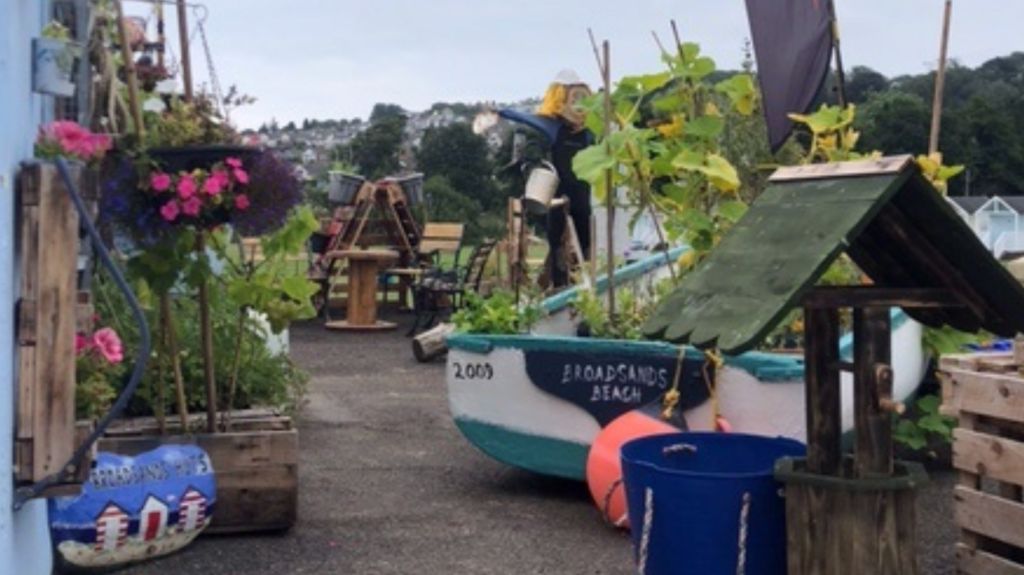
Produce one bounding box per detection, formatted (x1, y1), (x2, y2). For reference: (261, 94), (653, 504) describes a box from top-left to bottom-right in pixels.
(621, 433), (805, 575)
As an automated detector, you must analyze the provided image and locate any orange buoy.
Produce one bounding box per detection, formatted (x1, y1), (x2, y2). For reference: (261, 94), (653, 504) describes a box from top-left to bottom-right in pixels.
(586, 409), (679, 529)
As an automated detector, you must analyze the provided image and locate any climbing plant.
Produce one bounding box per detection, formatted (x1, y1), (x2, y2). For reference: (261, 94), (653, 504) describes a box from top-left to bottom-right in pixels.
(571, 42), (757, 272)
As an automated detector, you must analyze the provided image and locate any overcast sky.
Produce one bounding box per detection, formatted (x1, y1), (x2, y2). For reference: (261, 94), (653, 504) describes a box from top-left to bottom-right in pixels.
(142, 1), (1023, 129)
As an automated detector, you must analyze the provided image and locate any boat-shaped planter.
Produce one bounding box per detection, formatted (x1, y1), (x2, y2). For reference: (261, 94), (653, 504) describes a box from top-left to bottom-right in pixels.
(445, 250), (926, 480)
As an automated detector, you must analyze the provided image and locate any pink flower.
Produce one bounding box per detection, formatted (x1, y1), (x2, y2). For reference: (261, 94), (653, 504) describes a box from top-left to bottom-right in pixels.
(160, 201), (180, 222)
(232, 168), (249, 185)
(202, 172), (225, 196)
(177, 175), (197, 200)
(151, 172), (172, 192)
(92, 327), (124, 364)
(87, 133), (113, 158)
(182, 196), (202, 217)
(75, 333), (90, 354)
(226, 157), (243, 169)
(234, 194), (251, 211)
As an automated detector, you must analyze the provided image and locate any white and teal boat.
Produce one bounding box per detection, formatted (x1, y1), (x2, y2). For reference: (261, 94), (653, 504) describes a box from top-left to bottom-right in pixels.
(445, 250), (927, 481)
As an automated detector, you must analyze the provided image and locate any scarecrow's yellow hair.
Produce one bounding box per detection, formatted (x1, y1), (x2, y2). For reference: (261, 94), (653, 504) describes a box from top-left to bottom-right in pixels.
(537, 83), (567, 118)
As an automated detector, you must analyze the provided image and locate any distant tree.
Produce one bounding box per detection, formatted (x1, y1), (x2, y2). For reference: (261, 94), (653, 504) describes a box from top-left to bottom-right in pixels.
(348, 115), (407, 178)
(283, 121), (297, 132)
(370, 103), (407, 124)
(855, 91), (931, 155)
(416, 123), (500, 210)
(846, 66), (890, 104)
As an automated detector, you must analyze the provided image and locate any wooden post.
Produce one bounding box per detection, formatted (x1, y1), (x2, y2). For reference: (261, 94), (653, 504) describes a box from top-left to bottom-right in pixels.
(827, 0), (848, 108)
(114, 0), (144, 137)
(176, 0), (193, 99)
(853, 307), (893, 476)
(803, 306), (841, 475)
(929, 0), (953, 155)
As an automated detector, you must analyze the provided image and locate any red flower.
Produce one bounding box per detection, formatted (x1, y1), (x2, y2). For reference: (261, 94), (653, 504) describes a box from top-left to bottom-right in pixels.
(160, 201), (180, 222)
(92, 327), (124, 364)
(75, 333), (90, 354)
(182, 196), (202, 217)
(177, 174), (198, 200)
(151, 172), (172, 192)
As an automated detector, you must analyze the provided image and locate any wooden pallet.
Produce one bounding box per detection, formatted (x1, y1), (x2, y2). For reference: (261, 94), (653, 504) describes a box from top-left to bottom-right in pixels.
(941, 342), (1024, 574)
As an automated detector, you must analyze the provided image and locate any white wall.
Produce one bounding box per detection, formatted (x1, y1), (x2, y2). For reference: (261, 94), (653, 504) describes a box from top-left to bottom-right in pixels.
(0, 1), (56, 573)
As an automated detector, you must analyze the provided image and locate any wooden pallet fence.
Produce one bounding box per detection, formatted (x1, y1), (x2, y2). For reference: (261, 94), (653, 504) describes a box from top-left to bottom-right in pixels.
(15, 162), (84, 491)
(941, 345), (1024, 574)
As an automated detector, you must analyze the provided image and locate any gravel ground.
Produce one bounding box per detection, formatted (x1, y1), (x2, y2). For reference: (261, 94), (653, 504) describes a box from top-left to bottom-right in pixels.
(119, 315), (957, 575)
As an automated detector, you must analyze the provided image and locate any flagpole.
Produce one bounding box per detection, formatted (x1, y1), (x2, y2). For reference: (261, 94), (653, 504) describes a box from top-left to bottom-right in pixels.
(827, 0), (848, 107)
(929, 0), (953, 155)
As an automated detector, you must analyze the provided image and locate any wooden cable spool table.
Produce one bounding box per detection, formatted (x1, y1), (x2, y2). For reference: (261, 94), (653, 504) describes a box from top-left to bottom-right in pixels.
(325, 249), (399, 331)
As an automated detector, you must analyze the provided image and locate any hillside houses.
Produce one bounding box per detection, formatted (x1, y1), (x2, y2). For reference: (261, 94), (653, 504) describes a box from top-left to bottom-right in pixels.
(244, 100), (537, 182)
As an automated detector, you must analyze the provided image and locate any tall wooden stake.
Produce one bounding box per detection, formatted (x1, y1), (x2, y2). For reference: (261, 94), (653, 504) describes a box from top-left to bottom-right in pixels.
(196, 232), (217, 432)
(827, 0), (848, 108)
(156, 2), (165, 69)
(114, 0), (145, 137)
(176, 0), (194, 99)
(929, 0), (953, 155)
(602, 41), (615, 317)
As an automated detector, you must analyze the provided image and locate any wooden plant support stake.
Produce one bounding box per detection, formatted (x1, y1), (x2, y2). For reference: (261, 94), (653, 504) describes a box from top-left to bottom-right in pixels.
(196, 232), (217, 432)
(176, 0), (194, 99)
(160, 294), (189, 430)
(114, 0), (144, 137)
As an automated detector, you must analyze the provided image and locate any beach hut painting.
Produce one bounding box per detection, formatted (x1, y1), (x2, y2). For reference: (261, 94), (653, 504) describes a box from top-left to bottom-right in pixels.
(49, 446), (216, 570)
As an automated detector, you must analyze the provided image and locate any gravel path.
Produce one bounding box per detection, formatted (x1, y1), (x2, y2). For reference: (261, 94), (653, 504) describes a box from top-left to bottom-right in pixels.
(120, 316), (956, 574)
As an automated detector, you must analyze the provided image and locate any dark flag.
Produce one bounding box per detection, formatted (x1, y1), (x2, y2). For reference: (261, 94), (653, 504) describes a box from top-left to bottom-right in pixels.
(745, 0), (835, 151)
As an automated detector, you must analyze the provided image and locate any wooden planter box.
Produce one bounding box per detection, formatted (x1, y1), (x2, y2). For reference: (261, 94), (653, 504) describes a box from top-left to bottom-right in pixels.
(941, 348), (1024, 573)
(97, 409), (298, 534)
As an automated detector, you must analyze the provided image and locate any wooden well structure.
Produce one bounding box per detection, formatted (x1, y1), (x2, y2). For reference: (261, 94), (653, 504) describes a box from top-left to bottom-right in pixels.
(643, 155), (1024, 574)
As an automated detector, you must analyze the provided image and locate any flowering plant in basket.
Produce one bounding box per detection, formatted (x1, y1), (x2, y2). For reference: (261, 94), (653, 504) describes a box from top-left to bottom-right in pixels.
(147, 157), (252, 227)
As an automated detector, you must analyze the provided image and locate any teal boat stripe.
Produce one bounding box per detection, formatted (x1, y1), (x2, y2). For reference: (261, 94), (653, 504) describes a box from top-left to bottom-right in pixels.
(452, 418), (588, 481)
(541, 246), (688, 314)
(447, 309), (911, 382)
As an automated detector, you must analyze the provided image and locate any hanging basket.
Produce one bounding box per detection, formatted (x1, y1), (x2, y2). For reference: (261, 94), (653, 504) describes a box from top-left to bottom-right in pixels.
(148, 145), (260, 173)
(621, 432), (804, 575)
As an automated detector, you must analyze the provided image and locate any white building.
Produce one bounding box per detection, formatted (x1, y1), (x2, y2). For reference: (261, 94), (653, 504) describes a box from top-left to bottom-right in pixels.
(1, 2), (58, 573)
(948, 196), (1024, 258)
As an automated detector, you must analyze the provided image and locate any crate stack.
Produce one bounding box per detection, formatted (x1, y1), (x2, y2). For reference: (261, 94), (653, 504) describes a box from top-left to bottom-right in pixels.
(941, 339), (1024, 574)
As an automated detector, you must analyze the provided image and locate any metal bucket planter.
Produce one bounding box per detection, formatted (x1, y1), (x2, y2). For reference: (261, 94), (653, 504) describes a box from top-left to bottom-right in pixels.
(395, 173), (425, 206)
(621, 433), (805, 575)
(32, 37), (80, 97)
(328, 171), (364, 205)
(524, 161), (559, 214)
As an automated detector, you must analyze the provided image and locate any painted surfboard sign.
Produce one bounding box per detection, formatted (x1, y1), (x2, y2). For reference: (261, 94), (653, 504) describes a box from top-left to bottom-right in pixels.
(49, 445), (216, 570)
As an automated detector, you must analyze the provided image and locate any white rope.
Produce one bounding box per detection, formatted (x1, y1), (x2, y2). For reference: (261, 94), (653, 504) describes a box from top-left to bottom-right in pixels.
(637, 487), (654, 575)
(662, 443), (697, 456)
(736, 492), (752, 575)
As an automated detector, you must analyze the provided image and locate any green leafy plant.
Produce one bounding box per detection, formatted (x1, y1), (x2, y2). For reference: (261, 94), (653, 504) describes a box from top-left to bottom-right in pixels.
(893, 394), (957, 452)
(572, 41), (757, 272)
(451, 290), (541, 335)
(571, 279), (674, 340)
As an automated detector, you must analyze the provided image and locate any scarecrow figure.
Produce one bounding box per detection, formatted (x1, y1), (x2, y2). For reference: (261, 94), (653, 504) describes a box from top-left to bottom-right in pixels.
(498, 70), (594, 288)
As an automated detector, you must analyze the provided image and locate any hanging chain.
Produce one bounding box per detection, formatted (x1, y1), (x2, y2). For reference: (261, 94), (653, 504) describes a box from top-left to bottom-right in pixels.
(193, 5), (226, 120)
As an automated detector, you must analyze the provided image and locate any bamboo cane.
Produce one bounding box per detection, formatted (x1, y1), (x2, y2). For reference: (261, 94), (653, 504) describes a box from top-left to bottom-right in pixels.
(175, 0), (193, 99)
(929, 0), (953, 155)
(114, 0), (144, 138)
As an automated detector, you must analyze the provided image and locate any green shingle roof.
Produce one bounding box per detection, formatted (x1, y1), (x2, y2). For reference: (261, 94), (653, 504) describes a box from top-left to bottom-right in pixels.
(642, 156), (1024, 354)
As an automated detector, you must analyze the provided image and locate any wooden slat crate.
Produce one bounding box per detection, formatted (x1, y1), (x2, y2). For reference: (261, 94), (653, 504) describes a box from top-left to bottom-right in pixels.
(941, 343), (1024, 574)
(98, 411), (298, 534)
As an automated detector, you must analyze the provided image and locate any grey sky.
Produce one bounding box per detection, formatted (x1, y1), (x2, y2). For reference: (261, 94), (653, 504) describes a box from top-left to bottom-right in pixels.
(146, 1), (1023, 129)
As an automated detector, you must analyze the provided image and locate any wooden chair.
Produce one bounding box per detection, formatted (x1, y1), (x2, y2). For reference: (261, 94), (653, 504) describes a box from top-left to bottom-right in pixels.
(383, 222), (465, 310)
(408, 238), (498, 335)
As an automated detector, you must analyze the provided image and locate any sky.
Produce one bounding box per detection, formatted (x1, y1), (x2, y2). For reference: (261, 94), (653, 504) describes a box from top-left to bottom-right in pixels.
(139, 1), (1024, 129)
